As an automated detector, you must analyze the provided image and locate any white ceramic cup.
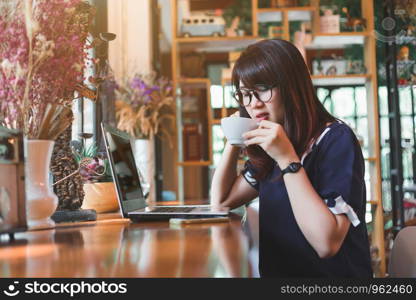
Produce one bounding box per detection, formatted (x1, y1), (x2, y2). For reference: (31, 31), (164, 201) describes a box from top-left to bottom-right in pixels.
(221, 116), (258, 147)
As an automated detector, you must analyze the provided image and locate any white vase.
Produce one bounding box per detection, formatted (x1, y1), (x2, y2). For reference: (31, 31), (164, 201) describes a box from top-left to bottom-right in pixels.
(24, 139), (58, 228)
(131, 138), (155, 204)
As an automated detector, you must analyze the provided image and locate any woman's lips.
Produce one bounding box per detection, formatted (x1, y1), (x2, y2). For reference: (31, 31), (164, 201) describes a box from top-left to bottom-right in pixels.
(255, 113), (269, 121)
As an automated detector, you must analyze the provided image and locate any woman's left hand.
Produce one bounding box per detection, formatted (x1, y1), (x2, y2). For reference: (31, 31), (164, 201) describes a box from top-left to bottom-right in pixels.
(242, 120), (299, 167)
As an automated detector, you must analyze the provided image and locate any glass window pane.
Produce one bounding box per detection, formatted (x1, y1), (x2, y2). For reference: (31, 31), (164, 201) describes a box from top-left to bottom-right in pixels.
(71, 99), (82, 141)
(317, 88), (329, 103)
(331, 88), (355, 118)
(365, 203), (372, 223)
(399, 87), (412, 115)
(378, 86), (389, 116)
(356, 87), (367, 117)
(356, 117), (368, 149)
(382, 180), (392, 211)
(342, 117), (356, 129)
(83, 99), (94, 148)
(224, 85), (238, 108)
(401, 116), (414, 140)
(379, 116), (390, 146)
(212, 125), (225, 167)
(402, 141), (414, 181)
(210, 85), (223, 108)
(414, 86), (416, 114)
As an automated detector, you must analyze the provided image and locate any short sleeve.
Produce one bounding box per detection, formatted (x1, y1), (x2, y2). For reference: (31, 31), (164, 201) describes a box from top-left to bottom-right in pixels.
(316, 126), (364, 227)
(242, 160), (260, 191)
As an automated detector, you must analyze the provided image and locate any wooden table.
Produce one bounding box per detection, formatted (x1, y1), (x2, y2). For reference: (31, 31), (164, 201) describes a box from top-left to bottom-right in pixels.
(0, 213), (255, 278)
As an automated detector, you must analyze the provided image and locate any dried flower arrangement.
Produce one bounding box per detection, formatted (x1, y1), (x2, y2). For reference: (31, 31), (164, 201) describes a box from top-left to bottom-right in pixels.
(0, 0), (95, 139)
(115, 72), (175, 146)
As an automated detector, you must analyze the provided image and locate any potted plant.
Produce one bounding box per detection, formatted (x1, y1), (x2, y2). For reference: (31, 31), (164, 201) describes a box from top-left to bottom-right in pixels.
(71, 141), (118, 213)
(319, 0), (355, 34)
(222, 0), (252, 36)
(115, 72), (175, 143)
(115, 72), (175, 203)
(344, 45), (366, 74)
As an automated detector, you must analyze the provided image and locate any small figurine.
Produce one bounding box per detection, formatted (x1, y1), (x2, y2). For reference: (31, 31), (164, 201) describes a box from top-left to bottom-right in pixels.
(342, 7), (366, 32)
(411, 73), (416, 85)
(225, 17), (239, 37)
(405, 24), (415, 37)
(326, 65), (338, 76)
(397, 46), (410, 61)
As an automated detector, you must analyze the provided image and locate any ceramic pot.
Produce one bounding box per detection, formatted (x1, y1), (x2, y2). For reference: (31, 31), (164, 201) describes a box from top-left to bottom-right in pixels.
(81, 182), (119, 213)
(131, 137), (154, 203)
(25, 139), (58, 228)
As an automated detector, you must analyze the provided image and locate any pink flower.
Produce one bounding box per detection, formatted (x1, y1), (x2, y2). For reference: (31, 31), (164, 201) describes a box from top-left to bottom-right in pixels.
(0, 0), (94, 136)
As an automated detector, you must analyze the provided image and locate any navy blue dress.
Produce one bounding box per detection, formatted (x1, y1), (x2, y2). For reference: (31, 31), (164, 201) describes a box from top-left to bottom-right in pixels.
(242, 121), (373, 278)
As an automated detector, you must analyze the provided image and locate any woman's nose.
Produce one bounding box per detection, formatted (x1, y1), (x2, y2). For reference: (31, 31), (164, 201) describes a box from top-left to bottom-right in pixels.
(250, 94), (264, 108)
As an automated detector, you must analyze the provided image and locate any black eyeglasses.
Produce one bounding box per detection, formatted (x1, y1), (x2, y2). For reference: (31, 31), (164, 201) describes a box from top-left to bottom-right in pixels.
(232, 84), (278, 107)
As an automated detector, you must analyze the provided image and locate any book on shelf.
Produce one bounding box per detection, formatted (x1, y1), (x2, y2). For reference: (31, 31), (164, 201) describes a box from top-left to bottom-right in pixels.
(183, 123), (202, 161)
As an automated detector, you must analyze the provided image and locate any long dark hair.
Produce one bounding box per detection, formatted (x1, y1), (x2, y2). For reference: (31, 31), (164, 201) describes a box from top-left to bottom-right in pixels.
(232, 39), (335, 180)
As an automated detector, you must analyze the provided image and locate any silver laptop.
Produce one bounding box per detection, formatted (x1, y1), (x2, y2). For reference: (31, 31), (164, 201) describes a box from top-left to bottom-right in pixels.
(101, 123), (229, 221)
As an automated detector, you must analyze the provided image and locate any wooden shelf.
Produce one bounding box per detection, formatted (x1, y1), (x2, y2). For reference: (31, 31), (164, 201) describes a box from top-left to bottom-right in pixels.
(315, 31), (370, 37)
(211, 119), (221, 125)
(311, 74), (370, 78)
(175, 36), (259, 43)
(257, 6), (315, 13)
(175, 36), (260, 52)
(311, 74), (370, 86)
(177, 77), (209, 82)
(365, 156), (378, 162)
(308, 32), (369, 49)
(177, 161), (212, 167)
(177, 78), (210, 89)
(257, 7), (314, 23)
(367, 200), (380, 205)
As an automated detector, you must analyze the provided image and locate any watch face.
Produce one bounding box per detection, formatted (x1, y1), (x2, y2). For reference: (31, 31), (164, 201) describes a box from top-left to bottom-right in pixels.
(289, 163), (301, 172)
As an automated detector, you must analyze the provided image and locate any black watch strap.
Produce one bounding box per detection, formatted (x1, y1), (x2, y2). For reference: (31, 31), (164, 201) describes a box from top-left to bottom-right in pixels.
(281, 162), (302, 176)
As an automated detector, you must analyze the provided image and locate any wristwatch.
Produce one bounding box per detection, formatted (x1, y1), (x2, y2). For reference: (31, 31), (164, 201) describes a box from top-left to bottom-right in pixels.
(281, 162), (302, 176)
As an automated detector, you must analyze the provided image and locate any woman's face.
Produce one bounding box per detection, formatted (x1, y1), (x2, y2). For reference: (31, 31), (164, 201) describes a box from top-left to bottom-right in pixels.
(241, 83), (284, 124)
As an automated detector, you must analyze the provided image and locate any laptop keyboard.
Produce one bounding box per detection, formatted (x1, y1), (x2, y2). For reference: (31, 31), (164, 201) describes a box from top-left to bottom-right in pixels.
(150, 207), (196, 213)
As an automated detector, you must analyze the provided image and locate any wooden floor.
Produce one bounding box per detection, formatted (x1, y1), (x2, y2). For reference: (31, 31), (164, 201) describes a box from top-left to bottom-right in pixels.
(0, 213), (255, 278)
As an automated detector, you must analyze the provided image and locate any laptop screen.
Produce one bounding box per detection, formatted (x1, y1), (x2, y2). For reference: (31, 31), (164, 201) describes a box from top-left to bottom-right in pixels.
(102, 124), (146, 214)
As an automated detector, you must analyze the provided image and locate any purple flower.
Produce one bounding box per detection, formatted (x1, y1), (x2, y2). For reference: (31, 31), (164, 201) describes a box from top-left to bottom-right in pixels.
(130, 78), (147, 90)
(142, 86), (159, 103)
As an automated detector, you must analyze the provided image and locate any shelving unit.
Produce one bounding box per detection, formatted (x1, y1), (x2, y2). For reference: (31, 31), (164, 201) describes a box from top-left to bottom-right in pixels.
(170, 0), (385, 276)
(311, 74), (370, 85)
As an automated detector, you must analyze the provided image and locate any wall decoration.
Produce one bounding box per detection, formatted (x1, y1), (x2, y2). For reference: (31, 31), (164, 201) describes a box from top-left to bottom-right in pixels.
(312, 56), (347, 76)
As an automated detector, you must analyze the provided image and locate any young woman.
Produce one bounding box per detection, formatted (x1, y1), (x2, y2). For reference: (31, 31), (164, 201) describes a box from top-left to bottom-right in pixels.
(211, 39), (373, 278)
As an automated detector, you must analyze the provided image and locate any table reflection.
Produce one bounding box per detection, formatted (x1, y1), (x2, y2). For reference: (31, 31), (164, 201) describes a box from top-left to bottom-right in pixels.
(0, 217), (253, 277)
